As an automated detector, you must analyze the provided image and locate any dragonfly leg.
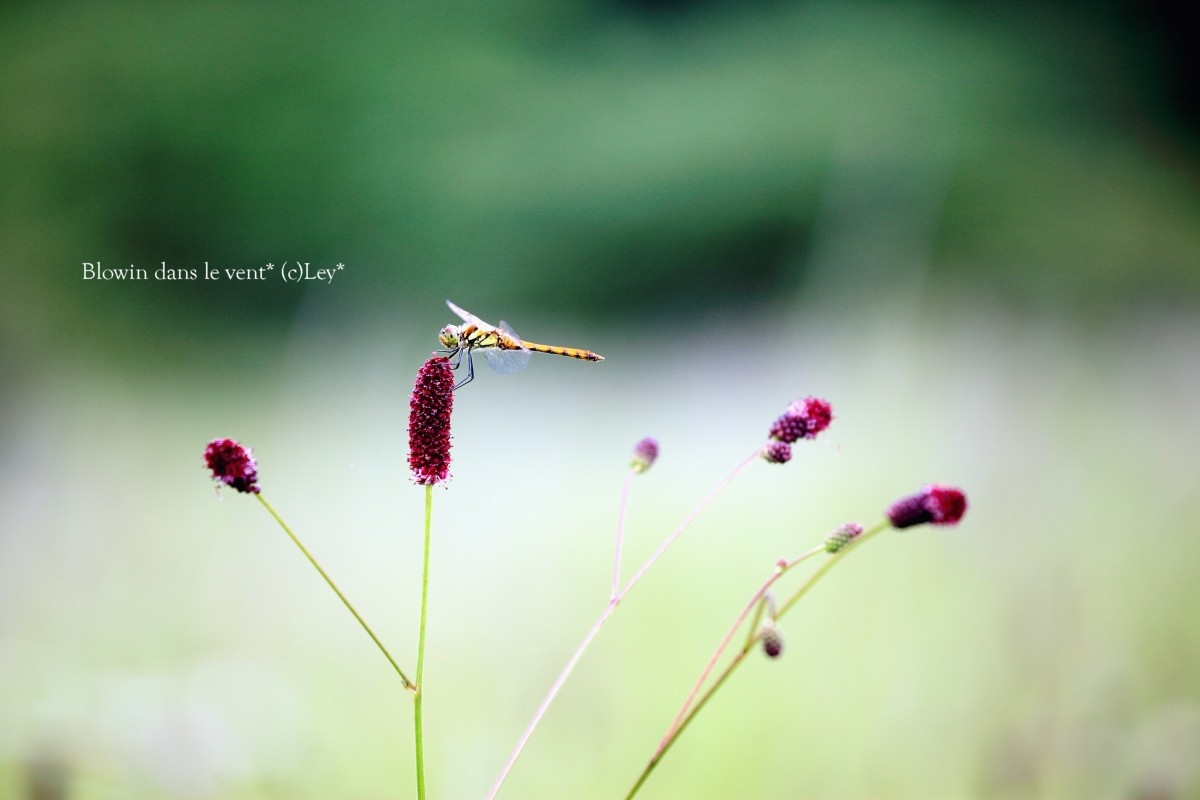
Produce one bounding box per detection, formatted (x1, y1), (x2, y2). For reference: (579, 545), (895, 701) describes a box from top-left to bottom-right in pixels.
(438, 346), (464, 370)
(453, 349), (475, 390)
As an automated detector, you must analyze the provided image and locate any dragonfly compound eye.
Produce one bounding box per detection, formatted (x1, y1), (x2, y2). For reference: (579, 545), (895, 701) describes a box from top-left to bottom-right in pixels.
(438, 325), (460, 348)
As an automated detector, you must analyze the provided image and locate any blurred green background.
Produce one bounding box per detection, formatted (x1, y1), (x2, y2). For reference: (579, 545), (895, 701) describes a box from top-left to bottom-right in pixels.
(2, 1), (1198, 798)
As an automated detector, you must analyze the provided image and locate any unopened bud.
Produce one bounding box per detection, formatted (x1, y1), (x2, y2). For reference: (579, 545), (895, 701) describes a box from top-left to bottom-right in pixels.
(631, 437), (659, 473)
(760, 624), (784, 659)
(824, 522), (864, 553)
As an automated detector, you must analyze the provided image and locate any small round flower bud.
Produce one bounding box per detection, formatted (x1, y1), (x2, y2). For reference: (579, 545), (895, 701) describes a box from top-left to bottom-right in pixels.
(887, 484), (968, 529)
(631, 437), (659, 473)
(204, 438), (260, 494)
(824, 521), (864, 553)
(408, 355), (455, 485)
(768, 396), (834, 443)
(760, 625), (784, 659)
(761, 441), (792, 464)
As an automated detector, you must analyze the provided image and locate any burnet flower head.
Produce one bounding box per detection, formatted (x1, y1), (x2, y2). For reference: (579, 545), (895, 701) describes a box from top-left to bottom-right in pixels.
(204, 438), (260, 494)
(408, 355), (455, 485)
(761, 396), (833, 463)
(769, 396), (833, 443)
(887, 484), (968, 529)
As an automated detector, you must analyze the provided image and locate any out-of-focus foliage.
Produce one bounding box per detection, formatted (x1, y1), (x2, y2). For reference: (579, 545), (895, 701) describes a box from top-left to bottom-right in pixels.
(2, 0), (1197, 357)
(3, 308), (1199, 799)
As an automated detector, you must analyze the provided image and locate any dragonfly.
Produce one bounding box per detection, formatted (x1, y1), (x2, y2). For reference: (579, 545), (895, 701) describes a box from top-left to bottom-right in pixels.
(437, 300), (604, 389)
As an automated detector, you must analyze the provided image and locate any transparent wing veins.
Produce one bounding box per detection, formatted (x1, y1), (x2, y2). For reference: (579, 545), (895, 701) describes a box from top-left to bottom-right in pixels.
(482, 346), (531, 375)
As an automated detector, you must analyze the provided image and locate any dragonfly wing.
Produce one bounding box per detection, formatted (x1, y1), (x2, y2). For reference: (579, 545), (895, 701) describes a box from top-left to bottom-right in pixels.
(498, 319), (523, 341)
(446, 299), (490, 328)
(483, 344), (531, 375)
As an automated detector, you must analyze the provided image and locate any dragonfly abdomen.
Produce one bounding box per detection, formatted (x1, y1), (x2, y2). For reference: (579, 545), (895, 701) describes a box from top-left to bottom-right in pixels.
(521, 341), (604, 362)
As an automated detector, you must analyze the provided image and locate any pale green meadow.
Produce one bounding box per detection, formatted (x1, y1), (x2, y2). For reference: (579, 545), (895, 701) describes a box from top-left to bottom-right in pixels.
(3, 298), (1197, 798)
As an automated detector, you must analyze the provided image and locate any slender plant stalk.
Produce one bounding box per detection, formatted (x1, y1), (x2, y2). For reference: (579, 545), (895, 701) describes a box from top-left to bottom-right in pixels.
(486, 597), (619, 798)
(742, 592), (770, 653)
(414, 484), (433, 800)
(485, 447), (763, 799)
(626, 520), (890, 799)
(254, 493), (414, 692)
(619, 448), (762, 598)
(777, 521), (886, 618)
(659, 545), (825, 746)
(625, 638), (743, 799)
(612, 467), (636, 599)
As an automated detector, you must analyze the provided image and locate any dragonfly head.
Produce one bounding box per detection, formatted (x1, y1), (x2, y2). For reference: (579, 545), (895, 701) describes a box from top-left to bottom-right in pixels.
(438, 324), (460, 349)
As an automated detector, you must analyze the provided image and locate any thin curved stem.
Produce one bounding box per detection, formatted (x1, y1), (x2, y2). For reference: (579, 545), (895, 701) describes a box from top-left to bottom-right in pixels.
(659, 545), (824, 748)
(619, 448), (762, 599)
(254, 493), (414, 692)
(626, 520), (890, 799)
(777, 521), (887, 619)
(626, 636), (746, 800)
(612, 468), (636, 600)
(742, 592), (769, 653)
(485, 598), (619, 800)
(486, 447), (763, 799)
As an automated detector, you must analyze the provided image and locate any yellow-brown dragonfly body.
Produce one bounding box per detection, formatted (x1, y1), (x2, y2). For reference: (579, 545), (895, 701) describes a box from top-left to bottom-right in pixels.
(437, 300), (603, 389)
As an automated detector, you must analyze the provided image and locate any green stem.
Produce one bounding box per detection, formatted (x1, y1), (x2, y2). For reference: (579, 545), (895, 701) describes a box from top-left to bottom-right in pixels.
(742, 595), (770, 653)
(254, 493), (414, 692)
(414, 483), (433, 800)
(626, 638), (745, 800)
(777, 521), (887, 619)
(626, 520), (890, 799)
(660, 547), (824, 748)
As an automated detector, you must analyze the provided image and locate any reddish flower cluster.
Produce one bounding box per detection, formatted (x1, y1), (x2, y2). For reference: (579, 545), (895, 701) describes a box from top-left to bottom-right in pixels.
(768, 397), (833, 444)
(887, 485), (968, 529)
(204, 438), (260, 494)
(408, 356), (455, 485)
(631, 437), (659, 473)
(762, 396), (832, 464)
